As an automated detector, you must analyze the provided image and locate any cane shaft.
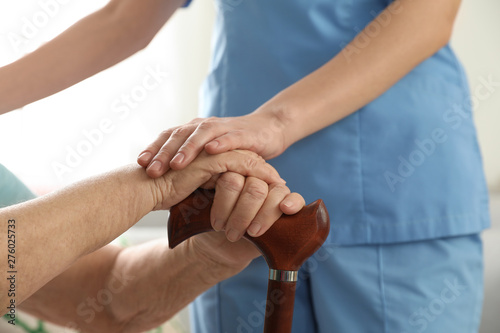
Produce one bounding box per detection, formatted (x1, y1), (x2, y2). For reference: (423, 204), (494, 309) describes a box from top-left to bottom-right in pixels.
(264, 279), (297, 333)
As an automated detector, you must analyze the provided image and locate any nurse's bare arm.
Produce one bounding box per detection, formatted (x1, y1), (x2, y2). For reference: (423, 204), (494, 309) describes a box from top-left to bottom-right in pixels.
(138, 0), (461, 174)
(0, 151), (297, 313)
(0, 0), (185, 115)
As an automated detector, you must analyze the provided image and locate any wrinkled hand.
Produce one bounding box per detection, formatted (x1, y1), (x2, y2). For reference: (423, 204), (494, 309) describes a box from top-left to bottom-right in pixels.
(208, 172), (304, 242)
(138, 111), (289, 178)
(185, 170), (304, 281)
(186, 183), (303, 283)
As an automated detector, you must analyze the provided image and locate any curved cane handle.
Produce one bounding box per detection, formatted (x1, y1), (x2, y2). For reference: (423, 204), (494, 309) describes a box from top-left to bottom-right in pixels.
(168, 189), (329, 270)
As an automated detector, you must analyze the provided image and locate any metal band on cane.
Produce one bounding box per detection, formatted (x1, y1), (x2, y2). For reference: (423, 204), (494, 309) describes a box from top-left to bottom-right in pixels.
(269, 269), (298, 282)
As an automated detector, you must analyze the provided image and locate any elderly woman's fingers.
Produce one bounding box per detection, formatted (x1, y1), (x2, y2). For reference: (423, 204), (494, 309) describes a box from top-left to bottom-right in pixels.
(224, 177), (269, 242)
(211, 172), (246, 231)
(245, 185), (305, 238)
(279, 192), (306, 216)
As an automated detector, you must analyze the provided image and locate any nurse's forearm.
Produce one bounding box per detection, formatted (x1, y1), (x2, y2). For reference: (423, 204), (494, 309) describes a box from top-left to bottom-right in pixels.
(262, 0), (461, 147)
(0, 0), (183, 115)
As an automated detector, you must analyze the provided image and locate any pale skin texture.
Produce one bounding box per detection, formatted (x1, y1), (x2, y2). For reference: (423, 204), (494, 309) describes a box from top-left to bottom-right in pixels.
(0, 150), (304, 332)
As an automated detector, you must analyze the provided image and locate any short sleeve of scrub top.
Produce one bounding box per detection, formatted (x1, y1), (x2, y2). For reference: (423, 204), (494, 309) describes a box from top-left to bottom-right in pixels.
(0, 164), (36, 207)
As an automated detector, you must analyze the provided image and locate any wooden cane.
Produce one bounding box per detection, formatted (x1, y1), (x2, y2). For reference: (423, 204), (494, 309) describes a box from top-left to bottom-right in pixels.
(167, 189), (330, 333)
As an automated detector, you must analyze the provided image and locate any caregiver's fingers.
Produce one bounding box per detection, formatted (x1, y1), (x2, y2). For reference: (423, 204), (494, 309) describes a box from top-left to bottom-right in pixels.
(145, 124), (199, 178)
(170, 118), (230, 170)
(211, 172), (246, 232)
(137, 128), (174, 168)
(204, 130), (248, 155)
(137, 118), (206, 176)
(225, 177), (269, 242)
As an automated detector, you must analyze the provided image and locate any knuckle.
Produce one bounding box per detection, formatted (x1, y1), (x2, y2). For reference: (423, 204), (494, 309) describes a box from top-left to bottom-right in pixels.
(198, 119), (216, 131)
(244, 156), (260, 171)
(218, 173), (245, 192)
(159, 129), (173, 138)
(244, 180), (268, 201)
(228, 216), (250, 230)
(172, 126), (189, 137)
(229, 131), (246, 145)
(241, 149), (258, 158)
(232, 130), (244, 138)
(155, 145), (175, 159)
(233, 149), (258, 160)
(270, 183), (290, 194)
(155, 150), (171, 161)
(252, 141), (266, 153)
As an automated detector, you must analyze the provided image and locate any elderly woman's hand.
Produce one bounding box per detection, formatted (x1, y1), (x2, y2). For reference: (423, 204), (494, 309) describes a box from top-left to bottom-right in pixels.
(152, 150), (304, 242)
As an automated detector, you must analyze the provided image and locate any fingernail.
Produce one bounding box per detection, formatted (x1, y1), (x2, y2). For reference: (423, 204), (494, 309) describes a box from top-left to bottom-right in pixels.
(280, 178), (287, 184)
(172, 153), (185, 165)
(247, 223), (261, 237)
(138, 152), (152, 163)
(213, 219), (224, 232)
(227, 229), (241, 242)
(208, 141), (219, 149)
(282, 200), (293, 208)
(148, 160), (162, 172)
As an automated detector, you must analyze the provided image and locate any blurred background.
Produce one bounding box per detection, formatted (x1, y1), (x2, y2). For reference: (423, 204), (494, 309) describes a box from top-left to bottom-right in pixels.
(0, 0), (498, 332)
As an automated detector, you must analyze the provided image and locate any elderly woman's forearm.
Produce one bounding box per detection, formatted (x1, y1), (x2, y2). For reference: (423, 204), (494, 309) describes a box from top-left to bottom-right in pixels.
(0, 165), (155, 309)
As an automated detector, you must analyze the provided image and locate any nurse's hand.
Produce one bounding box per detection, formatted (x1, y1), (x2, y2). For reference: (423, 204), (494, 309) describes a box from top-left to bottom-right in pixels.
(207, 172), (304, 241)
(137, 110), (289, 178)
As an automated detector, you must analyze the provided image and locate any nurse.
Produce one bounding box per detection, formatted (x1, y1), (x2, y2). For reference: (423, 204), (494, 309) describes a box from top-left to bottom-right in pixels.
(138, 0), (490, 332)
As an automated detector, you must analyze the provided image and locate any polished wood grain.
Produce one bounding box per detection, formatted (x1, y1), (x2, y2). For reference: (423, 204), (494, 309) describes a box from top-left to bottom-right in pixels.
(264, 279), (297, 333)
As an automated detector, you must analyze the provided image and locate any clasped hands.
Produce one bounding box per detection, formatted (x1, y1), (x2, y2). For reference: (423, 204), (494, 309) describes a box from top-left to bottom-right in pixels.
(138, 112), (299, 276)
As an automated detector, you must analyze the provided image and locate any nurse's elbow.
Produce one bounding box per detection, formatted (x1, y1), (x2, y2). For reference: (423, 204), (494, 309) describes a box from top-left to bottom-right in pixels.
(433, 0), (461, 49)
(436, 25), (454, 49)
(425, 21), (454, 53)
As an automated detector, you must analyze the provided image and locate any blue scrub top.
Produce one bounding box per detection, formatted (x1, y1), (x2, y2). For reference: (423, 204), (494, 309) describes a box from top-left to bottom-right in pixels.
(193, 0), (490, 245)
